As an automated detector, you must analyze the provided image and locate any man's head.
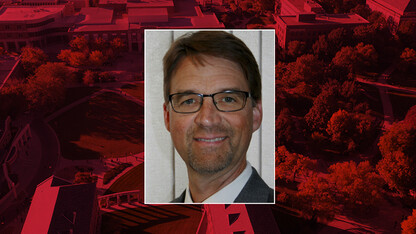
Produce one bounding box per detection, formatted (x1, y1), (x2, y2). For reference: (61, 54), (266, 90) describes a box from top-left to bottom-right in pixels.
(162, 31), (262, 175)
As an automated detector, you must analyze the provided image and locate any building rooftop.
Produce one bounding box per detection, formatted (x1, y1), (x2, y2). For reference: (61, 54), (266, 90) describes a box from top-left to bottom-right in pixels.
(77, 7), (114, 25)
(21, 0), (57, 3)
(99, 0), (126, 4)
(71, 16), (128, 32)
(128, 7), (168, 23)
(279, 13), (369, 26)
(0, 5), (65, 22)
(126, 0), (174, 8)
(368, 0), (416, 15)
(282, 0), (324, 14)
(22, 176), (97, 234)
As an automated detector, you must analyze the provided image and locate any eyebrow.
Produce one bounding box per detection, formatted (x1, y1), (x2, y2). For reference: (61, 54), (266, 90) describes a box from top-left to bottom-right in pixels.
(172, 88), (247, 94)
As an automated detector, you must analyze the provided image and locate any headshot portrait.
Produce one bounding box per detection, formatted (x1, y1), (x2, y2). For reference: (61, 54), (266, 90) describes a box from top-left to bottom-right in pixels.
(145, 30), (275, 204)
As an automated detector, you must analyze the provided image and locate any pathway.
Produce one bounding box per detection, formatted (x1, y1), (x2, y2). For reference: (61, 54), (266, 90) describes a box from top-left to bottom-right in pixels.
(357, 63), (399, 130)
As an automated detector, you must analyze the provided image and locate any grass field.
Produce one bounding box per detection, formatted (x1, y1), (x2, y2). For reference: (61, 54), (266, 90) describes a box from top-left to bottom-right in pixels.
(121, 83), (144, 100)
(105, 163), (143, 196)
(52, 91), (143, 160)
(389, 91), (416, 121)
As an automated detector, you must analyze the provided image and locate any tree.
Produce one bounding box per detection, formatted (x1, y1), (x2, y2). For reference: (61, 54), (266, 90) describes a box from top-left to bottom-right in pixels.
(287, 41), (306, 59)
(404, 105), (416, 124)
(326, 109), (356, 150)
(353, 25), (377, 44)
(355, 43), (378, 70)
(70, 36), (89, 52)
(92, 37), (107, 51)
(326, 109), (377, 152)
(296, 175), (337, 222)
(275, 146), (316, 181)
(332, 46), (357, 71)
(332, 43), (378, 73)
(68, 51), (88, 67)
(20, 47), (48, 75)
(34, 62), (72, 82)
(74, 172), (97, 184)
(397, 21), (416, 48)
(24, 74), (65, 111)
(23, 62), (69, 111)
(327, 28), (350, 56)
(57, 49), (72, 64)
(276, 108), (296, 146)
(378, 122), (416, 157)
(349, 4), (371, 19)
(83, 70), (97, 85)
(398, 48), (416, 74)
(282, 54), (324, 88)
(377, 122), (416, 194)
(402, 209), (416, 234)
(313, 35), (330, 60)
(368, 11), (387, 31)
(89, 50), (106, 67)
(328, 161), (384, 212)
(305, 88), (338, 131)
(377, 151), (416, 194)
(110, 37), (126, 56)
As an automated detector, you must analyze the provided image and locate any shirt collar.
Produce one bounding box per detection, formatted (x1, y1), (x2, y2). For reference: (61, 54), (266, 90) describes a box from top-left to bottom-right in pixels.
(184, 162), (252, 203)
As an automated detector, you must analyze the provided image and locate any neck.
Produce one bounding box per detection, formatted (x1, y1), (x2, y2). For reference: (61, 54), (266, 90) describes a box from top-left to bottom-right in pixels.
(187, 159), (247, 203)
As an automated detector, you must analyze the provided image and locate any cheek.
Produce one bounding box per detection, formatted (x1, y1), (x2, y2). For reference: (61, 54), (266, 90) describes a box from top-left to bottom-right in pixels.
(169, 116), (193, 144)
(224, 113), (253, 139)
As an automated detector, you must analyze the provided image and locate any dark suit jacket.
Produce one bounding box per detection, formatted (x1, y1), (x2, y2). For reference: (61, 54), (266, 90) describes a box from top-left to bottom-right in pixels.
(171, 167), (274, 203)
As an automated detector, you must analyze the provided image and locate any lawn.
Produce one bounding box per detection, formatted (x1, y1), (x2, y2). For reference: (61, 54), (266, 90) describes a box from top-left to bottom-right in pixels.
(105, 163), (143, 196)
(388, 91), (416, 121)
(52, 92), (143, 160)
(62, 86), (100, 106)
(101, 204), (203, 234)
(121, 83), (144, 101)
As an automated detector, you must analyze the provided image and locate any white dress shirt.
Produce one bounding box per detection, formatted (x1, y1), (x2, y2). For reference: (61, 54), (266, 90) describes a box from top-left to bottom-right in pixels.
(184, 162), (253, 203)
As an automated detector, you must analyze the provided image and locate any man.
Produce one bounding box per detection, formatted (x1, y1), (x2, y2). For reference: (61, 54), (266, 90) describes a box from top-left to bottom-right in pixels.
(163, 31), (273, 203)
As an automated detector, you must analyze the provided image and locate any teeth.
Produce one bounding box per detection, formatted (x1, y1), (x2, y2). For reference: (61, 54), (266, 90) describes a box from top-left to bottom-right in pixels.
(197, 137), (225, 142)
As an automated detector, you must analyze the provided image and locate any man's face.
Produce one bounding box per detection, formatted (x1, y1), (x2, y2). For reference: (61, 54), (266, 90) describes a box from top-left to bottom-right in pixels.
(163, 55), (262, 175)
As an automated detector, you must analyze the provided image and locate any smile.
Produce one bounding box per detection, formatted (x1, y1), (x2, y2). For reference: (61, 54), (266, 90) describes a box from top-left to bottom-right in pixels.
(195, 137), (226, 142)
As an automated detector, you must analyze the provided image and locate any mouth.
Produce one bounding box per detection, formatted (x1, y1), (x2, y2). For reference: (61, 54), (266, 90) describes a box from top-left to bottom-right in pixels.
(194, 137), (227, 143)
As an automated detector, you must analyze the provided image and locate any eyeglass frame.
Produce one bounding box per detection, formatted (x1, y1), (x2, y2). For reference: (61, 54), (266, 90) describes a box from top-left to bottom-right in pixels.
(168, 90), (251, 113)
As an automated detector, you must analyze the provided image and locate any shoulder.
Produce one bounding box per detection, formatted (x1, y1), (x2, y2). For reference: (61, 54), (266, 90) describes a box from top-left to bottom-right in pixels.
(170, 190), (186, 203)
(234, 167), (274, 203)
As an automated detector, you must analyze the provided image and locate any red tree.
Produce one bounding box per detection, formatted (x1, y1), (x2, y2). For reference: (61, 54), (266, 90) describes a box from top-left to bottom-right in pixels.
(328, 161), (384, 212)
(402, 209), (416, 234)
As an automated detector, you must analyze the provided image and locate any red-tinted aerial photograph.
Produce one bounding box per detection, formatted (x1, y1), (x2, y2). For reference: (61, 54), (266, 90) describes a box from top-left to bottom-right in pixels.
(0, 0), (415, 233)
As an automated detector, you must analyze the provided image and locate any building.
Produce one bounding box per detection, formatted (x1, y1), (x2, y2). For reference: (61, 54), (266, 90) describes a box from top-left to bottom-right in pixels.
(0, 4), (75, 51)
(366, 0), (416, 32)
(21, 176), (99, 234)
(275, 13), (369, 48)
(0, 0), (224, 52)
(196, 0), (227, 7)
(280, 0), (325, 15)
(70, 2), (224, 51)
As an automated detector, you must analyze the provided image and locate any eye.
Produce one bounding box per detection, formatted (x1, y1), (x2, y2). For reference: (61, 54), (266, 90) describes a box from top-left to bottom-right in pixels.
(182, 98), (196, 105)
(222, 96), (236, 103)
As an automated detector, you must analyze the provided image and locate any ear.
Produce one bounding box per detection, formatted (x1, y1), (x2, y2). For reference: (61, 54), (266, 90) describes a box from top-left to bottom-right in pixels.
(252, 100), (262, 132)
(163, 103), (171, 132)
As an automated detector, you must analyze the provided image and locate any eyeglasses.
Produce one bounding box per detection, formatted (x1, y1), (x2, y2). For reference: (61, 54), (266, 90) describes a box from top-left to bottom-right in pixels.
(168, 90), (251, 113)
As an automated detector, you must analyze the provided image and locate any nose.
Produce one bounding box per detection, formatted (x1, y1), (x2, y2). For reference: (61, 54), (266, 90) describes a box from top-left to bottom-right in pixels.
(194, 97), (221, 127)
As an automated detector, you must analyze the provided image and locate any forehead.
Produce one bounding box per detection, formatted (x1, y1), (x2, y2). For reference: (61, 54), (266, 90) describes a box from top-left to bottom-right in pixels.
(170, 55), (249, 93)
